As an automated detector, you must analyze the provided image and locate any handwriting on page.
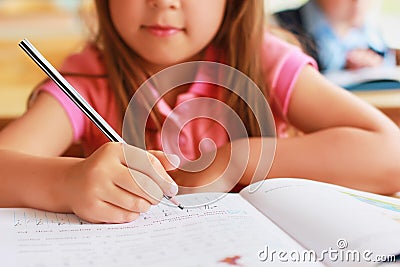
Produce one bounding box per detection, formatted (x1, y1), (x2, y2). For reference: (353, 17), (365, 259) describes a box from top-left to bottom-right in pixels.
(1, 194), (302, 267)
(13, 209), (88, 232)
(11, 195), (228, 232)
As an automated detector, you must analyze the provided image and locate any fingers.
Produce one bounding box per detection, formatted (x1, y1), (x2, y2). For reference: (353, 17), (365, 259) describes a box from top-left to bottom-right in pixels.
(79, 201), (141, 224)
(75, 143), (181, 223)
(95, 169), (164, 223)
(103, 186), (152, 214)
(149, 150), (180, 171)
(122, 144), (179, 197)
(113, 168), (164, 205)
(346, 49), (383, 69)
(79, 168), (159, 223)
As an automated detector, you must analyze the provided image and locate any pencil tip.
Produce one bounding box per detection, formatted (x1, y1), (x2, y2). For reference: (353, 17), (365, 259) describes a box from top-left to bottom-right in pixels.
(178, 204), (184, 210)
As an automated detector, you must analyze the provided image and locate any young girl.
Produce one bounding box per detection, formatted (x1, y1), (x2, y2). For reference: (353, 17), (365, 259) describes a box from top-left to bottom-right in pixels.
(0, 0), (399, 223)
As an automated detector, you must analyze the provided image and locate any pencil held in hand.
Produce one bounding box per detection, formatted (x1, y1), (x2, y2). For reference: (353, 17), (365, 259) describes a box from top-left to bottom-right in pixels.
(18, 38), (183, 209)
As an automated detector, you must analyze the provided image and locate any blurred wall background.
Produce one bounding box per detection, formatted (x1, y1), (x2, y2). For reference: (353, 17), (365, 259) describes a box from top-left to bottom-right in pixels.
(0, 0), (90, 121)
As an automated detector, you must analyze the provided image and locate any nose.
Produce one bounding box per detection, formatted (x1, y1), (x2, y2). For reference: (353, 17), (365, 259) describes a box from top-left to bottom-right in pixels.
(148, 0), (181, 10)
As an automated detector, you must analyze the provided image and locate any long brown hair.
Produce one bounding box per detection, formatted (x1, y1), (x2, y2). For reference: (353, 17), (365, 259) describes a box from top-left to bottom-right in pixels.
(94, 0), (267, 138)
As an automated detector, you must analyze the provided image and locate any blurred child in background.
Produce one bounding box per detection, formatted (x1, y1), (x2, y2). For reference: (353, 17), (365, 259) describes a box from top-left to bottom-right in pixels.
(275, 0), (397, 72)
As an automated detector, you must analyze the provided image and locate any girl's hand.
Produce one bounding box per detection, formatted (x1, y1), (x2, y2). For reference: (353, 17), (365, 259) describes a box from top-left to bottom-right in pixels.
(61, 142), (179, 223)
(345, 48), (384, 70)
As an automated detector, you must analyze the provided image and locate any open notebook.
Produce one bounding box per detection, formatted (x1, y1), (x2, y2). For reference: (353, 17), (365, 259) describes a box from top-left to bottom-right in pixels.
(1, 178), (400, 267)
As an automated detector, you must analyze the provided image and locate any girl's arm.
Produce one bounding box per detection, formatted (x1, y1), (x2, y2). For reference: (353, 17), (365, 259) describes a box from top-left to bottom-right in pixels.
(271, 65), (400, 194)
(173, 66), (400, 195)
(0, 93), (177, 223)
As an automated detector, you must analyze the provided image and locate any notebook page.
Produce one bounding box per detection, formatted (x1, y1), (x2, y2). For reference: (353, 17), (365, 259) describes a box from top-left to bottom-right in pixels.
(240, 178), (400, 267)
(0, 193), (319, 267)
(323, 66), (400, 88)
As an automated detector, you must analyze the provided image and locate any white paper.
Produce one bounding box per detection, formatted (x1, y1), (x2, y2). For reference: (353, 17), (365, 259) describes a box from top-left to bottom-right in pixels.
(0, 193), (318, 267)
(241, 178), (400, 267)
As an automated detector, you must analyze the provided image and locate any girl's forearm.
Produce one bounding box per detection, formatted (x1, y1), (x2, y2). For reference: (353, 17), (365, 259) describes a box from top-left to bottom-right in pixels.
(0, 149), (82, 212)
(267, 127), (400, 194)
(174, 127), (400, 195)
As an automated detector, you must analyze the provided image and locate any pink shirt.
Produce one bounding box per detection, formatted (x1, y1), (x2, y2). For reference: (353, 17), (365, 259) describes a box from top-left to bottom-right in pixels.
(37, 33), (317, 157)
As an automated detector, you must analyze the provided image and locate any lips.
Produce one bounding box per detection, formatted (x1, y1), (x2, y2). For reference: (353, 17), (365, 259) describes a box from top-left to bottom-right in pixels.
(143, 25), (183, 37)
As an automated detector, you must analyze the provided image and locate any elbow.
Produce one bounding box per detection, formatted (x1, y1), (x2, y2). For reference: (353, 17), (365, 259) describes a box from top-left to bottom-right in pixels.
(374, 132), (400, 195)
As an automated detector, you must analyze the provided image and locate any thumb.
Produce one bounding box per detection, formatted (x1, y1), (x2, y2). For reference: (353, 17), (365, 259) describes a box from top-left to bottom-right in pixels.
(149, 151), (180, 171)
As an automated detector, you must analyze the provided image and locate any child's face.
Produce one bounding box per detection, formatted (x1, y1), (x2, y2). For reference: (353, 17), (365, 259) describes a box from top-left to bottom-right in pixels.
(316, 0), (376, 27)
(109, 0), (227, 70)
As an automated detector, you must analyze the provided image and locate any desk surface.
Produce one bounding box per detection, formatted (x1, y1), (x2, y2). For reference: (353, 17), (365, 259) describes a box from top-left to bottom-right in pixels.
(353, 89), (400, 109)
(323, 66), (400, 110)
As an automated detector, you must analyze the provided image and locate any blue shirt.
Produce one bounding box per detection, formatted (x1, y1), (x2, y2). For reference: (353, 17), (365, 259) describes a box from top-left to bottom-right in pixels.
(301, 0), (396, 72)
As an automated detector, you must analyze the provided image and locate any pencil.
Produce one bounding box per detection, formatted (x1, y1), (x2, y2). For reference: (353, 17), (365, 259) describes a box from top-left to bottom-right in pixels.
(19, 38), (184, 210)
